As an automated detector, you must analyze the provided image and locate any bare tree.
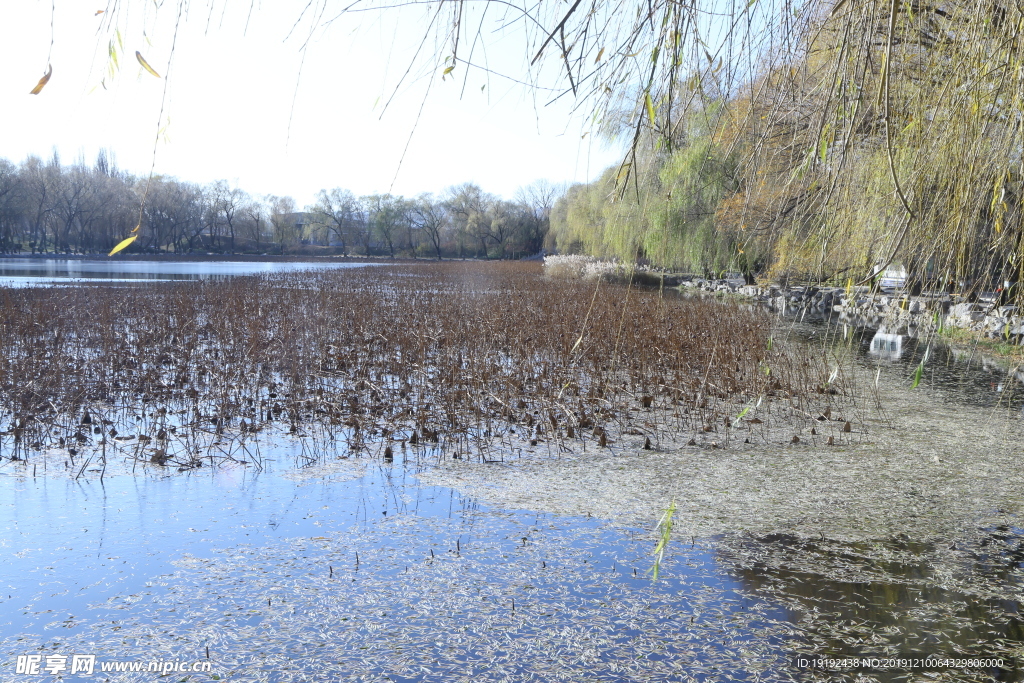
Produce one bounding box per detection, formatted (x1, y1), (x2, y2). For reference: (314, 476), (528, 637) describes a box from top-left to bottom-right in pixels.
(310, 188), (363, 256)
(243, 197), (270, 251)
(0, 159), (23, 253)
(411, 194), (448, 260)
(445, 183), (494, 259)
(365, 194), (411, 259)
(207, 181), (248, 253)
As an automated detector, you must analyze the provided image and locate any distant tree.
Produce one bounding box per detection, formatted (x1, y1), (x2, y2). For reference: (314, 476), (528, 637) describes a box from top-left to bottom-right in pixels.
(0, 151), (546, 259)
(243, 197), (270, 251)
(411, 194), (448, 260)
(310, 188), (362, 256)
(20, 155), (58, 254)
(144, 178), (211, 252)
(486, 200), (524, 257)
(209, 181), (248, 253)
(516, 180), (562, 220)
(267, 195), (298, 252)
(365, 194), (411, 259)
(445, 183), (494, 258)
(0, 159), (23, 253)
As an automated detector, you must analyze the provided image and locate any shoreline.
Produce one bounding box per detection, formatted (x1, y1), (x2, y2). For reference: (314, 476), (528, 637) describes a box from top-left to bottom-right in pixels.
(0, 252), (412, 263)
(543, 255), (1024, 360)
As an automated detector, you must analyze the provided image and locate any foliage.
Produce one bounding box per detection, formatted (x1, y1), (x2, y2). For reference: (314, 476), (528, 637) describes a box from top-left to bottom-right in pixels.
(406, 0), (1024, 289)
(0, 153), (557, 259)
(549, 124), (744, 274)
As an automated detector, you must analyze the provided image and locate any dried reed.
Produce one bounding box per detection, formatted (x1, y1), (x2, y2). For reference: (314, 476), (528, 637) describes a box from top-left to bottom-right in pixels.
(0, 262), (839, 470)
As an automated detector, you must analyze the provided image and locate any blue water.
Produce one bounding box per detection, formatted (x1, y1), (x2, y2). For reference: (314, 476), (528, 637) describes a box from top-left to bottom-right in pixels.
(0, 462), (437, 636)
(0, 454), (802, 681)
(0, 259), (378, 286)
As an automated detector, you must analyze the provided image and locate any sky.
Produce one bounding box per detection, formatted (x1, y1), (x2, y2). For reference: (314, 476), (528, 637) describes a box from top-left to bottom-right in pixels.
(2, 1), (625, 207)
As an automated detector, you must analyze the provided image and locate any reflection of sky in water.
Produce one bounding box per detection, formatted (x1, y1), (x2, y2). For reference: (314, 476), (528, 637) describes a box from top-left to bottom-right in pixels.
(4, 450), (1020, 680)
(0, 259), (379, 286)
(0, 455), (807, 681)
(0, 459), (430, 638)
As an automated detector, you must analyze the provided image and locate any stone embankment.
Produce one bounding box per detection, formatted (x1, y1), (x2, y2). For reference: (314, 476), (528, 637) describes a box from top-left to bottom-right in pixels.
(679, 277), (1024, 341)
(540, 256), (1022, 342)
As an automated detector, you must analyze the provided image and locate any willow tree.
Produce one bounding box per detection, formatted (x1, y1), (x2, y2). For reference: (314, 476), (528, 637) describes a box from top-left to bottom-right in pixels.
(714, 0), (1024, 287)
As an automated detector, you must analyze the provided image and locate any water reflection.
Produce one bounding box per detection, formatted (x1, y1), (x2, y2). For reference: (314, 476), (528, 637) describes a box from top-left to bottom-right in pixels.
(0, 258), (378, 286)
(723, 532), (1024, 681)
(790, 316), (1024, 411)
(0, 457), (804, 681)
(869, 329), (905, 361)
(9, 445), (1022, 680)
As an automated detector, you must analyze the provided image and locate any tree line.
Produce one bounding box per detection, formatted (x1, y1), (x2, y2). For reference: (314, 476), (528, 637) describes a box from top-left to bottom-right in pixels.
(0, 150), (560, 259)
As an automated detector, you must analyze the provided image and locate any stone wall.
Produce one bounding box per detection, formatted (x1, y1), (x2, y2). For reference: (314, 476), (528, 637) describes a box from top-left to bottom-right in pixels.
(679, 278), (1023, 342)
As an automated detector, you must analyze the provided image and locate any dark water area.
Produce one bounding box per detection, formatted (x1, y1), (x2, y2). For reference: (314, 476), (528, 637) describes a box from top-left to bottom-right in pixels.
(721, 530), (1024, 681)
(781, 309), (1024, 413)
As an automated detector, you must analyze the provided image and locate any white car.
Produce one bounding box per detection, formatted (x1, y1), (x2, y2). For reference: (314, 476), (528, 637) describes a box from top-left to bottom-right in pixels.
(875, 265), (908, 290)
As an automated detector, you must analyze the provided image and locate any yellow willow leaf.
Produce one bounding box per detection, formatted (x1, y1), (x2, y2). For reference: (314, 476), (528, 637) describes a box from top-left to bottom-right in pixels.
(991, 173), (1005, 214)
(131, 222), (140, 233)
(442, 65), (455, 76)
(29, 65), (52, 95)
(95, 9), (105, 15)
(136, 51), (161, 78)
(109, 234), (137, 256)
(594, 47), (605, 64)
(644, 90), (656, 125)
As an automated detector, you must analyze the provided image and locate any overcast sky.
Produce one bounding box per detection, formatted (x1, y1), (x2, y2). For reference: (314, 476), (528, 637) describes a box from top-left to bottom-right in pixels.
(2, 1), (624, 206)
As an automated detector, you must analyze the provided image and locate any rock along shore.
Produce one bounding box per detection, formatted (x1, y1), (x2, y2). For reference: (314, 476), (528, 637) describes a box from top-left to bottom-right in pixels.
(678, 277), (1024, 343)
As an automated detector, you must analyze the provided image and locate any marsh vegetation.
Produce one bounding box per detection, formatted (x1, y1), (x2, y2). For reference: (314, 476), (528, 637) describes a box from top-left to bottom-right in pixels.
(0, 261), (838, 474)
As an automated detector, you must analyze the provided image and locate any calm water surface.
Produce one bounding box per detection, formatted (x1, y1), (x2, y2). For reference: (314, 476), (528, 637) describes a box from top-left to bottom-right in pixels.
(0, 454), (801, 681)
(0, 259), (377, 286)
(2, 452), (1021, 680)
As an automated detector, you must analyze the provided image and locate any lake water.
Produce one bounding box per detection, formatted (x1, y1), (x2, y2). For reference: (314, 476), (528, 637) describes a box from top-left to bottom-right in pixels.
(0, 456), (804, 681)
(0, 258), (377, 287)
(3, 444), (1021, 681)
(2, 270), (1023, 681)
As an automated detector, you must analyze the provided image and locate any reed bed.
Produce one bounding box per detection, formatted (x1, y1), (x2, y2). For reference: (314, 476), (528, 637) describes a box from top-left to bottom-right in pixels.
(0, 261), (840, 472)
